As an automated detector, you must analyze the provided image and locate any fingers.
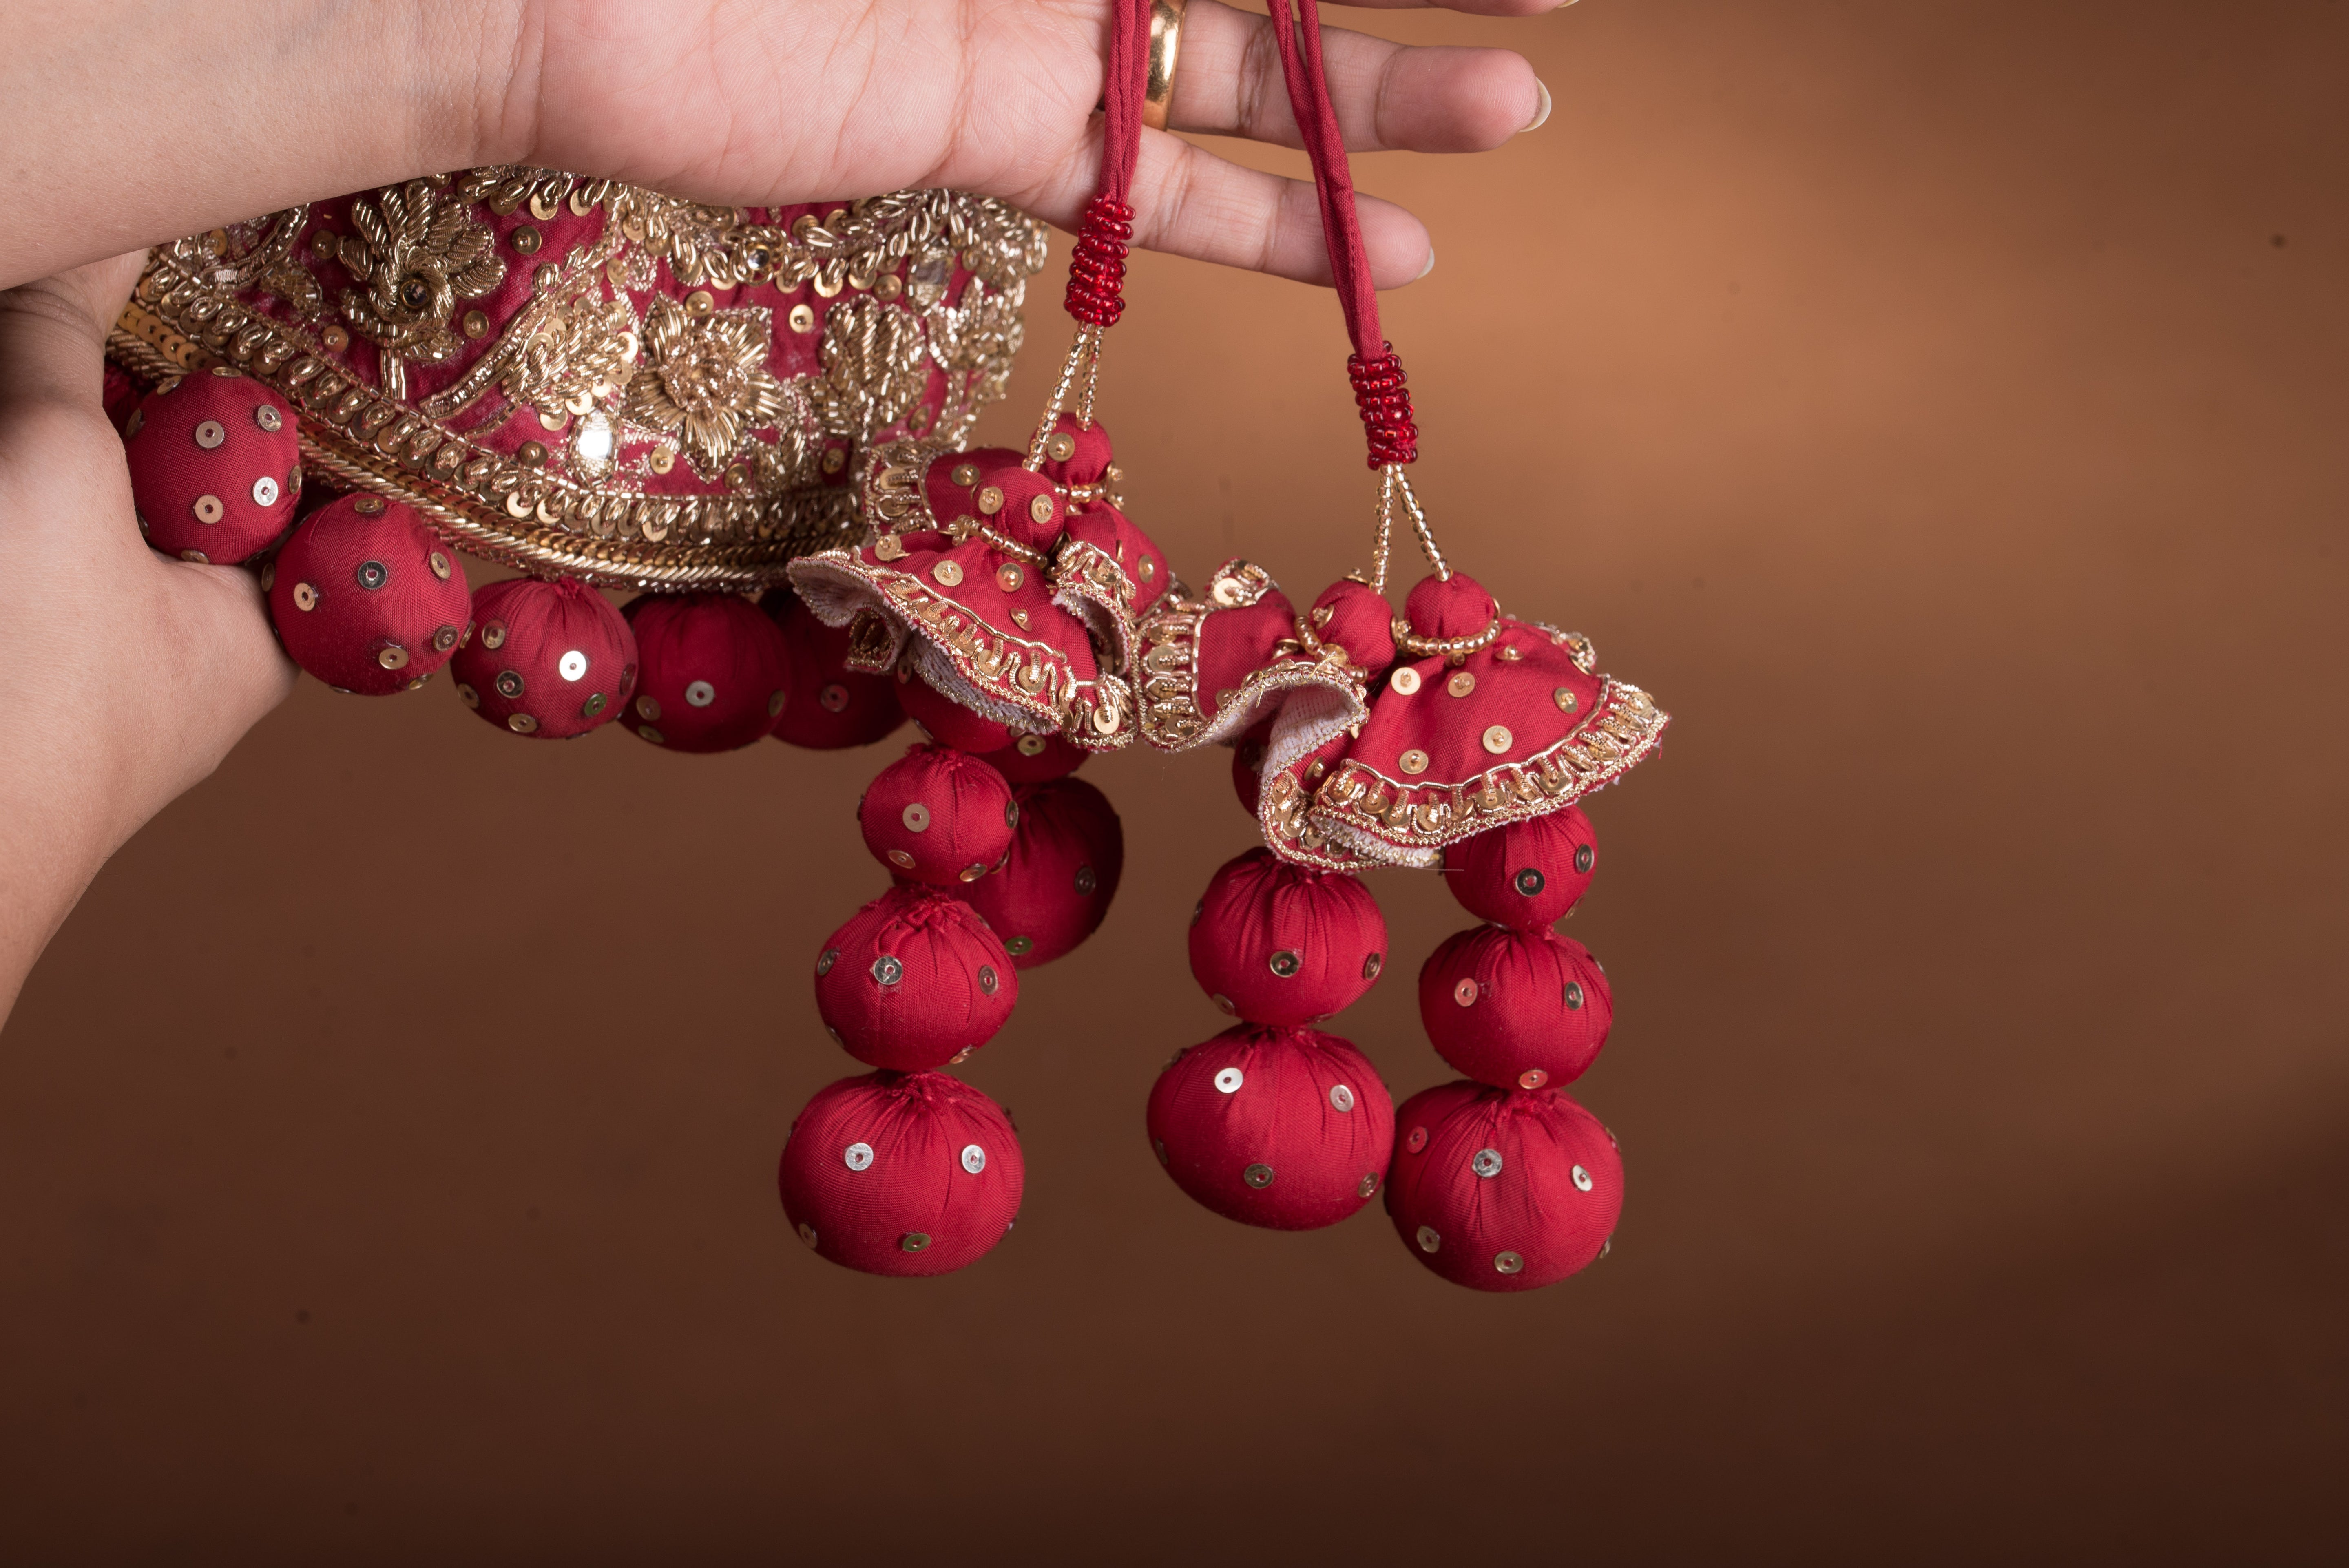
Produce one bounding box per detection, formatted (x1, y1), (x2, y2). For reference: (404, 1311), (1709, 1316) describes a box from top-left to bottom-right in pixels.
(1018, 129), (1432, 289)
(0, 252), (146, 414)
(1169, 0), (1545, 154)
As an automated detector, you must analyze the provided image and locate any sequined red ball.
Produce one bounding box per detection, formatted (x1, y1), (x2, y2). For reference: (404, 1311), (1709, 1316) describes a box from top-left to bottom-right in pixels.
(1418, 925), (1614, 1090)
(1146, 1025), (1394, 1230)
(266, 495), (471, 695)
(1442, 806), (1598, 929)
(814, 886), (1017, 1071)
(778, 1070), (1024, 1278)
(448, 577), (636, 739)
(959, 778), (1123, 968)
(977, 731), (1089, 785)
(1187, 848), (1387, 1026)
(896, 668), (1015, 753)
(1385, 1080), (1622, 1292)
(619, 592), (792, 752)
(762, 588), (905, 750)
(859, 745), (1017, 886)
(122, 367), (303, 564)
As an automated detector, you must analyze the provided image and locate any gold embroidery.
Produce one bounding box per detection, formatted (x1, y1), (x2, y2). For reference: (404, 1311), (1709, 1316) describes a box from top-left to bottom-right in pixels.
(338, 180), (506, 381)
(626, 299), (789, 479)
(810, 297), (929, 438)
(111, 177), (1047, 592)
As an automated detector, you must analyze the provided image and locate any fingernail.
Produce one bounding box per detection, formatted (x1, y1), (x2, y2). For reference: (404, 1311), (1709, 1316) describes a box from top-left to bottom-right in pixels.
(1416, 248), (1436, 282)
(1524, 80), (1553, 133)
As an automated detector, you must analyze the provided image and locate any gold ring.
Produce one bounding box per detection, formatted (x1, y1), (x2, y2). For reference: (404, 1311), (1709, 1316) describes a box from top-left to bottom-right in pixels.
(1142, 0), (1188, 132)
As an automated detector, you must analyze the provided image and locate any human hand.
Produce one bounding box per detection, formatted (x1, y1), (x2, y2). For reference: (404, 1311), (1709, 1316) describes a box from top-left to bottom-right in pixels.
(2, 0), (1563, 294)
(0, 257), (296, 1015)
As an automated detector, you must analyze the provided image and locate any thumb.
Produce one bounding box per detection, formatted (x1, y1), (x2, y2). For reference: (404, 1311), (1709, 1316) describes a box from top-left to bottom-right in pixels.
(0, 250), (148, 414)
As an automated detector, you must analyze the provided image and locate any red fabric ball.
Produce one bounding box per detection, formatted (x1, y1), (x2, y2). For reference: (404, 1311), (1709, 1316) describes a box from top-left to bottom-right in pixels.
(959, 778), (1123, 967)
(1418, 926), (1614, 1090)
(123, 367), (303, 564)
(1307, 577), (1397, 673)
(1036, 411), (1115, 489)
(762, 588), (906, 750)
(1403, 570), (1499, 641)
(1146, 1025), (1395, 1230)
(896, 668), (1014, 753)
(976, 731), (1088, 784)
(859, 745), (1017, 886)
(448, 577), (636, 739)
(1385, 1080), (1622, 1291)
(815, 886), (1017, 1070)
(619, 593), (792, 752)
(1442, 806), (1599, 929)
(1187, 848), (1387, 1026)
(266, 495), (471, 694)
(777, 1070), (1024, 1277)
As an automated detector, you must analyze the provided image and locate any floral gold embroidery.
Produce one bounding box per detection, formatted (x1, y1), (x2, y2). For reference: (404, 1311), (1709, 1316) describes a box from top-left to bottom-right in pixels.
(339, 179), (506, 369)
(626, 299), (788, 479)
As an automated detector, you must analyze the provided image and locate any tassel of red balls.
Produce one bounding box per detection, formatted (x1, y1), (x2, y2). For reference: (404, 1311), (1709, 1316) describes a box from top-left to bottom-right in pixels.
(1384, 806), (1625, 1291)
(1146, 847), (1396, 1230)
(779, 740), (1029, 1276)
(778, 697), (1126, 1276)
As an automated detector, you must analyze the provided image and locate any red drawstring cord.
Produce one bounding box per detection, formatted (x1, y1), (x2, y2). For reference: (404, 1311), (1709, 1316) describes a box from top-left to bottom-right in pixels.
(1263, 0), (1419, 467)
(1064, 0), (1155, 327)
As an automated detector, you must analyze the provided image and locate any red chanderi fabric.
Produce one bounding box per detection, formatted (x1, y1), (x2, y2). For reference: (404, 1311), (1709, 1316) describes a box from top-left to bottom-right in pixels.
(124, 367), (303, 564)
(1146, 1025), (1394, 1231)
(976, 731), (1088, 785)
(857, 745), (1017, 887)
(815, 886), (1017, 1071)
(958, 778), (1124, 969)
(778, 1070), (1024, 1278)
(897, 666), (1015, 753)
(1443, 805), (1597, 929)
(618, 592), (792, 753)
(761, 587), (906, 751)
(449, 577), (636, 739)
(1385, 1080), (1621, 1292)
(268, 495), (471, 695)
(1417, 925), (1614, 1090)
(1259, 569), (1666, 871)
(1187, 847), (1387, 1027)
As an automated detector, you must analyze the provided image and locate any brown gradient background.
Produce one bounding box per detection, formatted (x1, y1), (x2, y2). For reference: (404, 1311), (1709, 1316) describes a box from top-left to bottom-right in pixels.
(6, 2), (2346, 1560)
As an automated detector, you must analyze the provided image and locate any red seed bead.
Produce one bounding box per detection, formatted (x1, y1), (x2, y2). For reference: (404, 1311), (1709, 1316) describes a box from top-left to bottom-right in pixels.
(975, 730), (1088, 784)
(1418, 926), (1614, 1090)
(1145, 1025), (1395, 1231)
(762, 588), (906, 750)
(1442, 807), (1598, 929)
(123, 367), (302, 564)
(1187, 848), (1386, 1027)
(959, 778), (1123, 968)
(778, 1070), (1024, 1277)
(448, 577), (636, 739)
(1385, 1080), (1622, 1291)
(896, 668), (1014, 753)
(266, 495), (471, 695)
(619, 592), (792, 752)
(859, 744), (1017, 886)
(814, 886), (1016, 1071)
